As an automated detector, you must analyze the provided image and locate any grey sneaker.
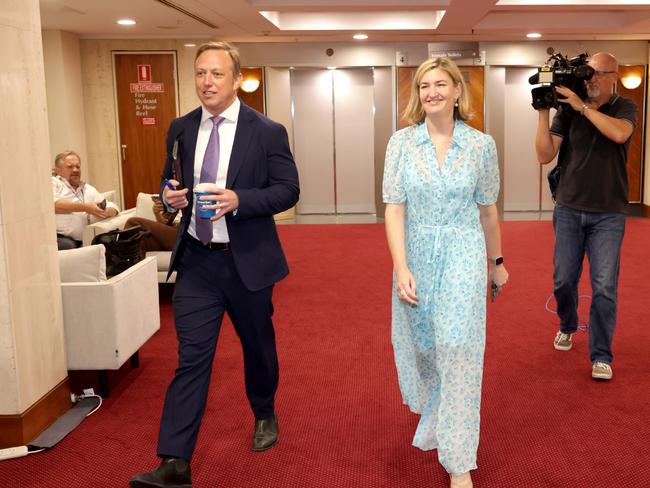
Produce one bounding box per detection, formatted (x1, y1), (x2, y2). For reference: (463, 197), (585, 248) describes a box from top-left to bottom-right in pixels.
(553, 331), (573, 351)
(592, 362), (613, 380)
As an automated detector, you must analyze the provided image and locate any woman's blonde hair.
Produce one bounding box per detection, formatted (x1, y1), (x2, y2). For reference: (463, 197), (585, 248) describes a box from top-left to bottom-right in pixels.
(402, 57), (472, 126)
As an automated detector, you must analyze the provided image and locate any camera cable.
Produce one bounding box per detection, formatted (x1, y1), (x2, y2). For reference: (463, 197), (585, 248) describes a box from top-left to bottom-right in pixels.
(545, 293), (591, 331)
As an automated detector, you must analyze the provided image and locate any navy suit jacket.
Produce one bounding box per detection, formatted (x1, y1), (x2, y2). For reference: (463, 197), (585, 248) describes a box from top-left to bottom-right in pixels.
(161, 102), (300, 291)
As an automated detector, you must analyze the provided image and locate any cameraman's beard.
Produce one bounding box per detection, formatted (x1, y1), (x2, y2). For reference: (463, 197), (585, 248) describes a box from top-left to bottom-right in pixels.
(586, 85), (600, 99)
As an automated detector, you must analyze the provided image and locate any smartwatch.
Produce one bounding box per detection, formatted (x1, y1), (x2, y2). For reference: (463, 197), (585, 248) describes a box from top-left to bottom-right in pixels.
(490, 256), (504, 266)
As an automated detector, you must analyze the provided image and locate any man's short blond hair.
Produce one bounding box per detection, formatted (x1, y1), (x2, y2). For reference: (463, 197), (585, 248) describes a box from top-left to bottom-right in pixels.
(195, 41), (241, 76)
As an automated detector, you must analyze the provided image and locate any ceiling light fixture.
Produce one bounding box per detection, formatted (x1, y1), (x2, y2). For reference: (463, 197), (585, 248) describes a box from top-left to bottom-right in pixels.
(353, 33), (368, 40)
(240, 79), (261, 93)
(184, 43), (196, 47)
(117, 19), (136, 26)
(621, 75), (642, 90)
(526, 32), (542, 38)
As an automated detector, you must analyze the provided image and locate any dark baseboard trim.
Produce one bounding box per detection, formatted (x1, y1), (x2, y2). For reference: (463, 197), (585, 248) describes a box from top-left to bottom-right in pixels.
(643, 204), (650, 218)
(0, 377), (71, 448)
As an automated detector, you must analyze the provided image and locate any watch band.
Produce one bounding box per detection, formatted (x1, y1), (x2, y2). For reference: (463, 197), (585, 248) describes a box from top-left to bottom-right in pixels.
(489, 256), (504, 265)
(580, 103), (591, 115)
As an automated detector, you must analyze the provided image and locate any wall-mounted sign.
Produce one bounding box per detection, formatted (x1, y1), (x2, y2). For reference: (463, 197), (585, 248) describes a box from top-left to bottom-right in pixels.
(137, 64), (152, 83)
(131, 65), (163, 125)
(130, 83), (164, 93)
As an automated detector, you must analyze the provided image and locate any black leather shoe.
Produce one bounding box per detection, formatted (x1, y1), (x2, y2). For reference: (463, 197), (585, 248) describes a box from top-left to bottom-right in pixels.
(129, 458), (192, 488)
(252, 415), (279, 451)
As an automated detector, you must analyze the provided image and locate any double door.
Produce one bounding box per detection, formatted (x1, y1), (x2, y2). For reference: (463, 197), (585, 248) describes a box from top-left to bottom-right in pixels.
(291, 69), (376, 214)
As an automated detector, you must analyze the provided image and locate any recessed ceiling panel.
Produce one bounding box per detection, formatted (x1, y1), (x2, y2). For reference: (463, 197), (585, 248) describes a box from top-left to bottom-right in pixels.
(258, 10), (446, 30)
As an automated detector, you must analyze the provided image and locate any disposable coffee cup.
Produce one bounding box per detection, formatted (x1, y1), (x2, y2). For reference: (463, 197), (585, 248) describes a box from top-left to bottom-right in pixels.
(194, 183), (217, 219)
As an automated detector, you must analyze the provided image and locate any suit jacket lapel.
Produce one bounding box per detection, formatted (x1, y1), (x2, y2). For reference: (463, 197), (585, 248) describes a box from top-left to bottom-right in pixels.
(226, 103), (255, 188)
(183, 107), (201, 192)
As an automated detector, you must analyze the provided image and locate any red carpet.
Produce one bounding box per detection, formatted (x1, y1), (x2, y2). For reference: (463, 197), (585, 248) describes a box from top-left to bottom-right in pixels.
(3, 220), (650, 487)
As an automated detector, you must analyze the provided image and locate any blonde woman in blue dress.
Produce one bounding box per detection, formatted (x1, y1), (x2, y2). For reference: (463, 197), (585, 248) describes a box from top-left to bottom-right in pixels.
(383, 57), (508, 488)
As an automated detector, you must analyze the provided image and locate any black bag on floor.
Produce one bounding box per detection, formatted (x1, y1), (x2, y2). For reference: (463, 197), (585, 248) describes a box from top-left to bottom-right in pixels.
(92, 225), (151, 277)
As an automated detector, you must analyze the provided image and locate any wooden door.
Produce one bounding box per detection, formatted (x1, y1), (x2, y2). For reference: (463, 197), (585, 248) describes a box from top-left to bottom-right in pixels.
(239, 67), (265, 114)
(114, 52), (178, 208)
(616, 65), (645, 203)
(397, 66), (485, 132)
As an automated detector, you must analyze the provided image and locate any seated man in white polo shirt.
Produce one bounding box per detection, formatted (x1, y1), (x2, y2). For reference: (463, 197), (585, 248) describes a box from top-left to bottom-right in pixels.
(52, 150), (119, 249)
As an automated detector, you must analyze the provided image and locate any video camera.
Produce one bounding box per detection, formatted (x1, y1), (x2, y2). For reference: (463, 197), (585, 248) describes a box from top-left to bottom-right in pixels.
(529, 48), (594, 110)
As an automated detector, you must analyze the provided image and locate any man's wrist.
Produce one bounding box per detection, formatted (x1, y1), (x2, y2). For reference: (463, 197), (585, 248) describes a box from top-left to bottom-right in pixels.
(580, 103), (591, 115)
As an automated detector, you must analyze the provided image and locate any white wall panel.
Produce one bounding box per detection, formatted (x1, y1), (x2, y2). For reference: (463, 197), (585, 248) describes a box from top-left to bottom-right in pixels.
(503, 67), (556, 211)
(333, 69), (375, 213)
(291, 69), (335, 213)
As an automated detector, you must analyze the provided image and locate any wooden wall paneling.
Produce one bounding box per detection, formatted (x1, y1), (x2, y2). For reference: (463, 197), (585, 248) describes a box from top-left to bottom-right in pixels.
(617, 65), (646, 203)
(239, 67), (265, 114)
(0, 378), (70, 448)
(463, 66), (485, 133)
(397, 67), (415, 129)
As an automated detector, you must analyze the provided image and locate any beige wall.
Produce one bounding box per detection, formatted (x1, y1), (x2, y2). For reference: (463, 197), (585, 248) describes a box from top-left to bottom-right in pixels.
(646, 43), (650, 209)
(373, 66), (395, 217)
(42, 30), (88, 170)
(265, 67), (293, 150)
(265, 67), (296, 220)
(484, 40), (648, 210)
(79, 39), (200, 207)
(483, 40), (647, 66)
(238, 42), (429, 68)
(485, 66), (506, 214)
(0, 0), (67, 415)
(45, 38), (649, 212)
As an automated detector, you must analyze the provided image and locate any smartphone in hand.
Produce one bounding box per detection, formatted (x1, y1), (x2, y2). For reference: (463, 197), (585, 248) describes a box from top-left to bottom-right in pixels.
(490, 282), (498, 302)
(98, 198), (107, 210)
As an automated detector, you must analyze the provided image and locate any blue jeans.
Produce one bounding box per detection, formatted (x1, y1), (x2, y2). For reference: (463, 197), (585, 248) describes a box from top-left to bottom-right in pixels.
(552, 205), (625, 364)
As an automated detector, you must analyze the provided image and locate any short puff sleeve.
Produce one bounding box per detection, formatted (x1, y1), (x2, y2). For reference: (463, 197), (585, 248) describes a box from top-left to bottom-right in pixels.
(473, 135), (500, 206)
(382, 132), (406, 204)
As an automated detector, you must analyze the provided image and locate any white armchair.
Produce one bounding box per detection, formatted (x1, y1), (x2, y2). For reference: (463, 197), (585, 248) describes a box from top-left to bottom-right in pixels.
(58, 244), (160, 396)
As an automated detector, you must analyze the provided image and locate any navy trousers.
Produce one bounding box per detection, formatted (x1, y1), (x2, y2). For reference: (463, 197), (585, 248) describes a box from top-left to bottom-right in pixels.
(157, 238), (279, 461)
(552, 204), (625, 364)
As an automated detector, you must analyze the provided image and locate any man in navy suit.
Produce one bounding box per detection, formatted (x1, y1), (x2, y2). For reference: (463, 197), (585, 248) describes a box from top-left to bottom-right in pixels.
(130, 41), (299, 488)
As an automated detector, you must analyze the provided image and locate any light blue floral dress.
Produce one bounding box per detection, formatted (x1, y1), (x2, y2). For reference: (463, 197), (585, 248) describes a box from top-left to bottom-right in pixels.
(383, 120), (499, 475)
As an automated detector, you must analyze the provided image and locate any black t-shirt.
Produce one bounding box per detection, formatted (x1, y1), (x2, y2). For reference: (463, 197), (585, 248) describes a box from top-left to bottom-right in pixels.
(550, 95), (637, 213)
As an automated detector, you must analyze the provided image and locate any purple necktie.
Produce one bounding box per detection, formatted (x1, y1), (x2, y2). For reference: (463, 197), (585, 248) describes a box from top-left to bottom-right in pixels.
(196, 116), (224, 244)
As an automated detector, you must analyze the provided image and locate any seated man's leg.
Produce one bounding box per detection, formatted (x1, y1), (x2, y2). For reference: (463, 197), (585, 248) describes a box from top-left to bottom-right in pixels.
(57, 234), (81, 250)
(125, 217), (178, 252)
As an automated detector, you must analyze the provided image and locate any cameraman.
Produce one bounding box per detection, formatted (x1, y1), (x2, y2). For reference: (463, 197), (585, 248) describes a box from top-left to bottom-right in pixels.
(535, 52), (637, 381)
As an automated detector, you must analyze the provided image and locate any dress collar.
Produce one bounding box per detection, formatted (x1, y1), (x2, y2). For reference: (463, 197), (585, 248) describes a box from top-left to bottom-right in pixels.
(414, 118), (470, 148)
